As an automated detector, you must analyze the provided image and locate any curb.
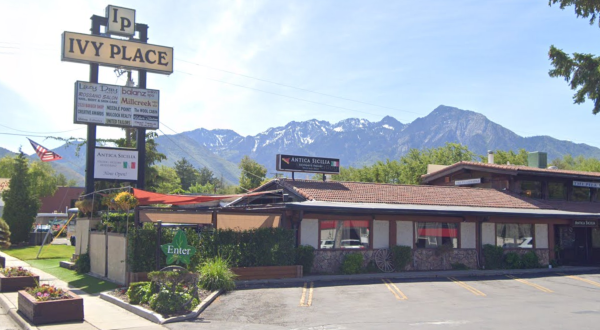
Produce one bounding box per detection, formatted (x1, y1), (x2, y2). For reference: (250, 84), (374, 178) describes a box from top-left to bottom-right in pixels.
(0, 293), (38, 330)
(100, 289), (222, 324)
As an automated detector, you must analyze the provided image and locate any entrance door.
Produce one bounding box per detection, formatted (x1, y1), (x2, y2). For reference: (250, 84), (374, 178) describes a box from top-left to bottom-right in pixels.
(573, 228), (591, 264)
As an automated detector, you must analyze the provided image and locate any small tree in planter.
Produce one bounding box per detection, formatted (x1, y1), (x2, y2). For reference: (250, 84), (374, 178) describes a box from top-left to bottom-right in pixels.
(0, 266), (39, 292)
(18, 284), (84, 325)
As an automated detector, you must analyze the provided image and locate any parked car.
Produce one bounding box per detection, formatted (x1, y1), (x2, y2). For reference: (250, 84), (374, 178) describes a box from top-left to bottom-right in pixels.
(340, 239), (364, 249)
(320, 240), (334, 249)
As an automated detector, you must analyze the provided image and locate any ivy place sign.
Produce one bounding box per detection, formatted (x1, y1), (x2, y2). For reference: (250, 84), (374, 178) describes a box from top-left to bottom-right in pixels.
(160, 230), (196, 265)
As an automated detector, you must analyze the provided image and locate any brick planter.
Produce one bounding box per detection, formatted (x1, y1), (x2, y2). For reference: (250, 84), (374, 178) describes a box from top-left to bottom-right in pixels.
(18, 290), (84, 325)
(0, 273), (40, 292)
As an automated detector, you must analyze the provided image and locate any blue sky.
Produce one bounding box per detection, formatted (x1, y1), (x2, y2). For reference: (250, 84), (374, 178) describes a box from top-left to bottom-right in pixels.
(1, 0), (599, 154)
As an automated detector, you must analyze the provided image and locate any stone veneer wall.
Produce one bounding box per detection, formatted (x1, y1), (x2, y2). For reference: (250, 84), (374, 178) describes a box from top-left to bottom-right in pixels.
(410, 249), (478, 271)
(312, 250), (375, 274)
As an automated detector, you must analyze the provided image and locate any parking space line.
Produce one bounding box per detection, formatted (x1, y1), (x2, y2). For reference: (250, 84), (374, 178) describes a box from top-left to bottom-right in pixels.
(506, 275), (553, 293)
(299, 282), (313, 307)
(382, 279), (408, 300)
(559, 273), (600, 288)
(447, 277), (486, 296)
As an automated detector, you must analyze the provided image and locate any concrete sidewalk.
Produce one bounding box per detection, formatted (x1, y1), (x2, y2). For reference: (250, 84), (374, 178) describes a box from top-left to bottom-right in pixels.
(0, 252), (166, 330)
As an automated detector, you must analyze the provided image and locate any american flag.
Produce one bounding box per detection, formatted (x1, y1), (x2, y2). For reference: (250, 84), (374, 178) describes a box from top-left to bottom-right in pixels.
(28, 138), (62, 162)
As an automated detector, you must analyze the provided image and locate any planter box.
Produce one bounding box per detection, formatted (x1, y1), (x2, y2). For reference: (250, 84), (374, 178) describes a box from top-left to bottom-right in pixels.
(232, 265), (303, 281)
(18, 290), (84, 325)
(0, 273), (40, 292)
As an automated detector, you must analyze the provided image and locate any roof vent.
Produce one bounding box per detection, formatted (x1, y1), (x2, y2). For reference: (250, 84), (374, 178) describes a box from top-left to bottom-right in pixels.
(487, 150), (494, 164)
(548, 166), (558, 170)
(528, 152), (547, 169)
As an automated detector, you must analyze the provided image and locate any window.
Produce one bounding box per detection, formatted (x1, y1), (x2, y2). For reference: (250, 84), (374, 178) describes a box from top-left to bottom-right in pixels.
(319, 220), (370, 249)
(415, 222), (458, 248)
(548, 182), (566, 200)
(573, 187), (591, 202)
(496, 224), (533, 248)
(520, 181), (541, 199)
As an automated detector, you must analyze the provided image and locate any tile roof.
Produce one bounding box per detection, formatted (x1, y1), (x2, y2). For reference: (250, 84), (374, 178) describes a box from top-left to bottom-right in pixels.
(421, 161), (600, 180)
(276, 179), (554, 210)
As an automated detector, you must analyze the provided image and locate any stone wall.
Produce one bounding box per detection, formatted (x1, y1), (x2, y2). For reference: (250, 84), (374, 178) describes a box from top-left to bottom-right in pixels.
(312, 250), (375, 274)
(411, 249), (478, 271)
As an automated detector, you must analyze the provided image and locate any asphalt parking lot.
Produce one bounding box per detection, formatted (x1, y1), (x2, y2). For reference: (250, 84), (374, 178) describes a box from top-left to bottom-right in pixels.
(167, 271), (600, 330)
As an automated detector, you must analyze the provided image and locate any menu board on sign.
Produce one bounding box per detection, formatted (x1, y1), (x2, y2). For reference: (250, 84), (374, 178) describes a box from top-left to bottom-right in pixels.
(74, 81), (160, 129)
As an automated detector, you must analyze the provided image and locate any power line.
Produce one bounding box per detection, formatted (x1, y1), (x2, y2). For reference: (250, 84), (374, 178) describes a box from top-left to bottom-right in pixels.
(175, 70), (386, 117)
(0, 123), (84, 134)
(176, 58), (422, 115)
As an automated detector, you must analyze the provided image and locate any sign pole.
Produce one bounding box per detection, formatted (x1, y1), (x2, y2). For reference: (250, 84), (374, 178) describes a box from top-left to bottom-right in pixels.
(136, 23), (148, 190)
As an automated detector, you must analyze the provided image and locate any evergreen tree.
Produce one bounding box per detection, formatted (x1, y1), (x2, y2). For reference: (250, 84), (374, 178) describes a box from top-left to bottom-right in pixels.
(238, 156), (267, 193)
(174, 158), (199, 190)
(0, 218), (11, 249)
(1, 152), (40, 244)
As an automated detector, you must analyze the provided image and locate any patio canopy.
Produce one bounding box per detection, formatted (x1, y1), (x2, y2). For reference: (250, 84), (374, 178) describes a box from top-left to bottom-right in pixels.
(132, 188), (280, 206)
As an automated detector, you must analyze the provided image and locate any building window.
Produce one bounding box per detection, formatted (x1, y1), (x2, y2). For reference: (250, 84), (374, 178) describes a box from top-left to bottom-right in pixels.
(319, 220), (370, 249)
(548, 182), (566, 200)
(496, 224), (533, 248)
(520, 181), (541, 199)
(573, 187), (591, 202)
(415, 222), (458, 249)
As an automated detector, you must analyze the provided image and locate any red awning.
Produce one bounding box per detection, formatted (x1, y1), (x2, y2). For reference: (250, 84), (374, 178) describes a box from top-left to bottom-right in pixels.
(418, 228), (457, 237)
(133, 188), (277, 206)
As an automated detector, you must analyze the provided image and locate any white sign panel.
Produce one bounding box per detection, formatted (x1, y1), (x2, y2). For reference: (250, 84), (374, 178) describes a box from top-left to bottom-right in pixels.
(455, 178), (482, 186)
(74, 81), (159, 129)
(94, 148), (139, 181)
(106, 5), (136, 37)
(573, 181), (600, 189)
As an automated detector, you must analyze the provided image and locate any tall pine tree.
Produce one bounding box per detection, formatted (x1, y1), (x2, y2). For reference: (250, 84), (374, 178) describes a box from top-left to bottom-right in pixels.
(1, 152), (40, 244)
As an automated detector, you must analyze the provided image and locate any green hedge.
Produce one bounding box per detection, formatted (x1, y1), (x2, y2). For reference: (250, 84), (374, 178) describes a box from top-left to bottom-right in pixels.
(341, 253), (363, 274)
(127, 226), (296, 272)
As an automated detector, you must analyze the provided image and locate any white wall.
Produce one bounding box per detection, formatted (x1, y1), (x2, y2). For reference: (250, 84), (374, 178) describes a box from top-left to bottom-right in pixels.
(373, 220), (389, 249)
(89, 233), (105, 277)
(461, 222), (476, 249)
(482, 223), (495, 246)
(535, 224), (549, 249)
(300, 219), (318, 248)
(107, 234), (127, 285)
(396, 221), (413, 248)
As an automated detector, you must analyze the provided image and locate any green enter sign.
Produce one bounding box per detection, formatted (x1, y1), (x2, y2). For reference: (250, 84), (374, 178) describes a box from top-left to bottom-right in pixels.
(160, 230), (197, 265)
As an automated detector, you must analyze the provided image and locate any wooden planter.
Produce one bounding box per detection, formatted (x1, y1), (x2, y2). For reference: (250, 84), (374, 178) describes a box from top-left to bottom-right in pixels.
(0, 273), (40, 292)
(18, 290), (84, 325)
(231, 265), (303, 280)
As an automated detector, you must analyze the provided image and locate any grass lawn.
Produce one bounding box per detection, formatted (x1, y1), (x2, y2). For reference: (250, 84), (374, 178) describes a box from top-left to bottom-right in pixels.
(26, 258), (119, 294)
(1, 245), (75, 260)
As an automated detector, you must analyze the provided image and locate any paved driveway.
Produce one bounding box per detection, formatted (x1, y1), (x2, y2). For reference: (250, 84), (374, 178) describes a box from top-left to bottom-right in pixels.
(167, 271), (600, 330)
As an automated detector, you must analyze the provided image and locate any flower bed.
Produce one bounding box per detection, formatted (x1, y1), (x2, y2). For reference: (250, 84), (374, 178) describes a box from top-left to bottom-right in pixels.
(0, 267), (39, 292)
(18, 285), (84, 325)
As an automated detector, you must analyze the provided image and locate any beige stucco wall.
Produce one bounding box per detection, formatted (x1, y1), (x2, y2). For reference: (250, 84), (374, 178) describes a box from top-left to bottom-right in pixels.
(535, 224), (549, 249)
(89, 233), (105, 277)
(396, 221), (413, 248)
(461, 222), (476, 249)
(75, 219), (100, 256)
(482, 223), (495, 246)
(373, 220), (389, 249)
(107, 234), (127, 285)
(301, 219), (318, 248)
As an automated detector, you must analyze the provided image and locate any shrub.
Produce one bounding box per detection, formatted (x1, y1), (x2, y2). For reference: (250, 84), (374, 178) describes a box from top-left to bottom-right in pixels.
(451, 263), (469, 270)
(504, 252), (522, 269)
(149, 289), (197, 315)
(341, 253), (363, 275)
(0, 218), (11, 249)
(127, 281), (153, 305)
(521, 251), (540, 269)
(197, 257), (236, 292)
(295, 245), (315, 275)
(391, 245), (412, 271)
(482, 244), (504, 269)
(75, 253), (90, 274)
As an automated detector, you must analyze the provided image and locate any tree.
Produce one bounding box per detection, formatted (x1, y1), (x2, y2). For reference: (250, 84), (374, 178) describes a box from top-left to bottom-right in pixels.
(1, 152), (40, 243)
(238, 156), (267, 193)
(480, 149), (528, 166)
(0, 156), (15, 178)
(551, 154), (600, 171)
(0, 217), (11, 249)
(174, 158), (199, 190)
(28, 161), (58, 199)
(548, 1), (600, 114)
(197, 167), (216, 186)
(399, 143), (476, 184)
(155, 165), (182, 194)
(55, 173), (78, 187)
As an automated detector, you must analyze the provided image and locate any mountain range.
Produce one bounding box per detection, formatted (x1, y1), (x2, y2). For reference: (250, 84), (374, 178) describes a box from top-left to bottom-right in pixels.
(5, 105), (600, 186)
